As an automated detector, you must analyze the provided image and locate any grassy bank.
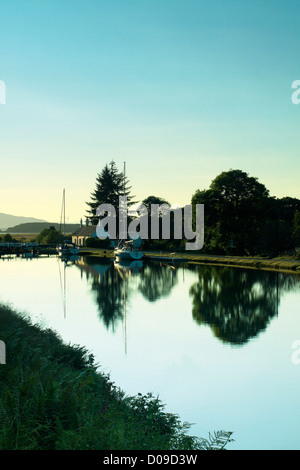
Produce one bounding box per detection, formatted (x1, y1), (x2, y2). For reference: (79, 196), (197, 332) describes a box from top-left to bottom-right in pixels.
(79, 248), (300, 274)
(181, 253), (300, 274)
(0, 304), (232, 450)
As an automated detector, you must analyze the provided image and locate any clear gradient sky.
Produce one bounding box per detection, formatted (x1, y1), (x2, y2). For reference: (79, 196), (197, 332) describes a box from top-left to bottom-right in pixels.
(1, 0), (299, 223)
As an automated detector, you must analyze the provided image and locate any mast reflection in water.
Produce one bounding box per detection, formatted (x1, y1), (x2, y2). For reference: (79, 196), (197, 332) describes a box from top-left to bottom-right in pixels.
(0, 255), (299, 450)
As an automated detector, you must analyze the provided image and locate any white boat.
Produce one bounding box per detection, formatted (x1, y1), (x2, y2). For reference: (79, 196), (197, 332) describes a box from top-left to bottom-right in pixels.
(57, 189), (79, 257)
(114, 239), (143, 261)
(57, 242), (79, 257)
(114, 238), (144, 260)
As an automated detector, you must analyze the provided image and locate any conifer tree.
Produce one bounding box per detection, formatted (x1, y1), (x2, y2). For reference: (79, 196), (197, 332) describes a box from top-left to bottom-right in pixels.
(86, 161), (135, 226)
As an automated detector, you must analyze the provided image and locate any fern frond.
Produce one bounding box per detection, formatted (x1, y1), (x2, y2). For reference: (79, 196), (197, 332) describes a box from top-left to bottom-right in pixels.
(198, 430), (234, 450)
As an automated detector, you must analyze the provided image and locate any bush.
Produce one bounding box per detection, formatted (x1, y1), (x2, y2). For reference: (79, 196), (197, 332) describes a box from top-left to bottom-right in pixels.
(85, 237), (111, 249)
(2, 234), (17, 243)
(36, 227), (61, 245)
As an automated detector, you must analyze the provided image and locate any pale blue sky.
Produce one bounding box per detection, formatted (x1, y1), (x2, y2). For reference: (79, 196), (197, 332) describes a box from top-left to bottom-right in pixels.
(0, 0), (299, 222)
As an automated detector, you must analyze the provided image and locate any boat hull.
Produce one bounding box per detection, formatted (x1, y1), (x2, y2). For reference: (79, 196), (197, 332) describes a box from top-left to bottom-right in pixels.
(57, 245), (80, 257)
(114, 249), (143, 260)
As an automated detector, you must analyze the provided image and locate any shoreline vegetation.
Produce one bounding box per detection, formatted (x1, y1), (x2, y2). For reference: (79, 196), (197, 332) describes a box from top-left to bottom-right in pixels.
(1, 232), (299, 274)
(0, 304), (233, 450)
(79, 248), (300, 275)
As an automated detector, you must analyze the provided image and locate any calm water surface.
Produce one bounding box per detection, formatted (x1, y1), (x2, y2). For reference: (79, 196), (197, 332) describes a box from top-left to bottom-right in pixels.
(0, 255), (300, 450)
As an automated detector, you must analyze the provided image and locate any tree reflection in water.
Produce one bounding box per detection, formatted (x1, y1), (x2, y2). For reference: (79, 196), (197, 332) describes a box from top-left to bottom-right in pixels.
(189, 265), (299, 346)
(138, 263), (178, 302)
(76, 257), (300, 345)
(75, 257), (125, 331)
(77, 258), (178, 330)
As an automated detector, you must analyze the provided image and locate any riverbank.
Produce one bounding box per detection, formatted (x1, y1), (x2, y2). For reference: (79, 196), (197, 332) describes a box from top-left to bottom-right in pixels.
(181, 253), (300, 274)
(0, 303), (232, 450)
(79, 248), (300, 274)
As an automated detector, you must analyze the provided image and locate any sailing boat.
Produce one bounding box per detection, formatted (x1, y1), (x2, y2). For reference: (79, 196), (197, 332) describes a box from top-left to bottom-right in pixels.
(114, 239), (143, 260)
(114, 163), (143, 261)
(56, 189), (80, 257)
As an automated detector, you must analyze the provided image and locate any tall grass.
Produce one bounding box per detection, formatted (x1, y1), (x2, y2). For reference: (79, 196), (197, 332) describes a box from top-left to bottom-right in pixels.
(0, 304), (233, 450)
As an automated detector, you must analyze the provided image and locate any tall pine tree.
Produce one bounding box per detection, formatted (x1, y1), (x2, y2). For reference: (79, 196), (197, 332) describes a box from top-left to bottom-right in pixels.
(86, 161), (135, 227)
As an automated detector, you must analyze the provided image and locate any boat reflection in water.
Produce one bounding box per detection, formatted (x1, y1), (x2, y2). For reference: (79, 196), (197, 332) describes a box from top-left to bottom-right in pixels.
(114, 259), (144, 354)
(56, 189), (80, 258)
(1, 255), (300, 450)
(114, 259), (143, 275)
(60, 254), (80, 265)
(58, 254), (80, 318)
(73, 257), (300, 349)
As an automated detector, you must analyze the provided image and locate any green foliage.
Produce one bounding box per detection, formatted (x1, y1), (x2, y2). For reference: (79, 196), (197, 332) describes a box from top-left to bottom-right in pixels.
(196, 431), (234, 450)
(2, 234), (17, 243)
(278, 198), (300, 226)
(293, 212), (300, 247)
(86, 161), (135, 226)
(141, 195), (170, 213)
(192, 169), (300, 256)
(85, 237), (111, 248)
(36, 227), (61, 245)
(209, 169), (269, 203)
(139, 195), (186, 250)
(142, 239), (183, 251)
(0, 304), (232, 450)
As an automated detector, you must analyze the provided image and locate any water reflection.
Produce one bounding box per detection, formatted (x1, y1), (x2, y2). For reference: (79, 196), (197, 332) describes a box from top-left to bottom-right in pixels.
(73, 257), (300, 347)
(74, 257), (179, 331)
(75, 257), (125, 331)
(1, 255), (300, 449)
(137, 262), (178, 302)
(189, 265), (299, 346)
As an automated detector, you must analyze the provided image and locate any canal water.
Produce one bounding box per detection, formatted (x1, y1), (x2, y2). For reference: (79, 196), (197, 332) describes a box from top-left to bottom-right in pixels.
(0, 255), (299, 450)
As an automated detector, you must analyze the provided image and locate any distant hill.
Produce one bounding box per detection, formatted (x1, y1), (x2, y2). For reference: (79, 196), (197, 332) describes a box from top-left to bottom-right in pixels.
(4, 222), (80, 234)
(0, 213), (47, 231)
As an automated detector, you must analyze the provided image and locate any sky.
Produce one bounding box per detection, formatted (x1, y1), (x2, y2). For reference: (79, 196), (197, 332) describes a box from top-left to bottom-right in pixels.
(0, 0), (300, 223)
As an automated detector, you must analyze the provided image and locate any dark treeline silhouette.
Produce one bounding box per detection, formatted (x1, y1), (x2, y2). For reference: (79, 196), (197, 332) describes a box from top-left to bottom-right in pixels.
(86, 160), (135, 235)
(191, 169), (300, 256)
(85, 164), (299, 256)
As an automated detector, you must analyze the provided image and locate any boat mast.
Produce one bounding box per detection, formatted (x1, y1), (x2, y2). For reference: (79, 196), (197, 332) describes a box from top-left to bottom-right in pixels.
(123, 162), (125, 195)
(123, 162), (126, 241)
(63, 188), (66, 240)
(118, 163), (126, 244)
(59, 188), (66, 244)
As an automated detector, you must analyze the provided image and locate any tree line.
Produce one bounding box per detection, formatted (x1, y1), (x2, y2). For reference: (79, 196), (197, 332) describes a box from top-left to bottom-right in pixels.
(85, 162), (300, 256)
(2, 163), (298, 256)
(191, 169), (300, 256)
(0, 227), (71, 246)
